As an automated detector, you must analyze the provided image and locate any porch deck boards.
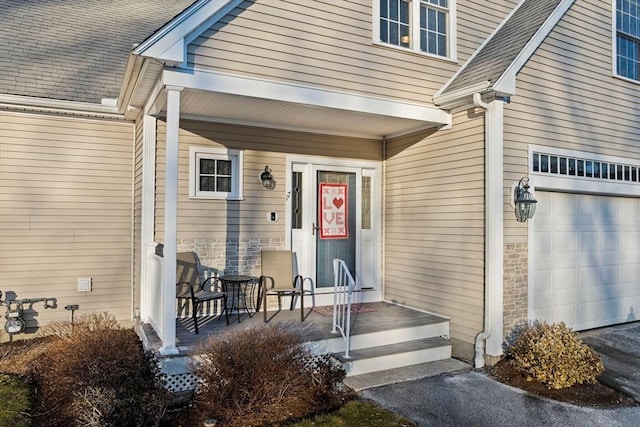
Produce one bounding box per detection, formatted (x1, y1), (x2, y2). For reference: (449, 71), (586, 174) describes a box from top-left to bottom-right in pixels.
(141, 302), (448, 355)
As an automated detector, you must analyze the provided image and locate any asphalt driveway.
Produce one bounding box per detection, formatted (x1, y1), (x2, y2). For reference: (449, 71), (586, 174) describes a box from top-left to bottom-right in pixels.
(361, 370), (640, 427)
(581, 322), (640, 403)
(361, 322), (640, 426)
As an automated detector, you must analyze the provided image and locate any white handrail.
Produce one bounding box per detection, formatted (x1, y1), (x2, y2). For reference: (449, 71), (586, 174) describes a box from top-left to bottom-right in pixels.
(332, 258), (356, 358)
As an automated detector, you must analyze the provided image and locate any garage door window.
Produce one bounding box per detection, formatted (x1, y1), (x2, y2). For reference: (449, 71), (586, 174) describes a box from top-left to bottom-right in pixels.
(533, 152), (639, 183)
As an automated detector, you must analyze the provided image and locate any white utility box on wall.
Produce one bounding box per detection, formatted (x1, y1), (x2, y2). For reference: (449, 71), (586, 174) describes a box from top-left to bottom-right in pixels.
(77, 277), (92, 292)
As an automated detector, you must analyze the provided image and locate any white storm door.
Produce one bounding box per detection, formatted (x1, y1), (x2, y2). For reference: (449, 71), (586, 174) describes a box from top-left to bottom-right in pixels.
(288, 158), (381, 301)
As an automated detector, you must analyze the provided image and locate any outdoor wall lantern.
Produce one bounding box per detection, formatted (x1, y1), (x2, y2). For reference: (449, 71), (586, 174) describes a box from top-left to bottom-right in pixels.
(260, 166), (275, 190)
(513, 177), (537, 222)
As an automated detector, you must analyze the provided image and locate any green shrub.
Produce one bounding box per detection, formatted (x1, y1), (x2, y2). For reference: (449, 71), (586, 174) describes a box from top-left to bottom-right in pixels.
(190, 325), (350, 426)
(32, 312), (169, 427)
(503, 320), (604, 389)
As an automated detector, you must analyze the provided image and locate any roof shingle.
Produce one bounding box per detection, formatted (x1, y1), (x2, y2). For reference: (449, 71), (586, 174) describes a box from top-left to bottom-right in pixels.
(0, 0), (196, 103)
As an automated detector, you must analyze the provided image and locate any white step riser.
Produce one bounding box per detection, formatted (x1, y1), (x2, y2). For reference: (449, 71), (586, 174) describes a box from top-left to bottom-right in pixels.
(305, 321), (449, 355)
(343, 345), (452, 377)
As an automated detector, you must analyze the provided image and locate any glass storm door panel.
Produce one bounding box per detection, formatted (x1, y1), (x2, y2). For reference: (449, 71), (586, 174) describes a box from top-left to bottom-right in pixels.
(315, 171), (356, 288)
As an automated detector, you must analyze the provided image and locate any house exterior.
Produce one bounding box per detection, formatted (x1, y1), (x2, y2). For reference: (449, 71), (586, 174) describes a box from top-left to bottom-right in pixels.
(2, 0), (640, 366)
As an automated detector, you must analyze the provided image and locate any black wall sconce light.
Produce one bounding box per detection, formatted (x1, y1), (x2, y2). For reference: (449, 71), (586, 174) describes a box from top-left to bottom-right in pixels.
(513, 177), (537, 222)
(260, 166), (275, 190)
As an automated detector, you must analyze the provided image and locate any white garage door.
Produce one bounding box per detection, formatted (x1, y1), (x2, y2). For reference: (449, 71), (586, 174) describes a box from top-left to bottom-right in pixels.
(532, 192), (640, 331)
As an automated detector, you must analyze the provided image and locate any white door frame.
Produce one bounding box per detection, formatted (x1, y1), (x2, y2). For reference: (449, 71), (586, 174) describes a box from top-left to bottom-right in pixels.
(285, 155), (382, 305)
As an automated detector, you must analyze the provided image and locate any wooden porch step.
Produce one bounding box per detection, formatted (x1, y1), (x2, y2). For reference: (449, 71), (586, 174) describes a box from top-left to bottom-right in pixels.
(333, 336), (452, 377)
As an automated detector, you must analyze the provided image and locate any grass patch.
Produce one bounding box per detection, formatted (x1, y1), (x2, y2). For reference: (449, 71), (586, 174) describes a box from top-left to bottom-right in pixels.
(0, 373), (31, 427)
(291, 400), (417, 427)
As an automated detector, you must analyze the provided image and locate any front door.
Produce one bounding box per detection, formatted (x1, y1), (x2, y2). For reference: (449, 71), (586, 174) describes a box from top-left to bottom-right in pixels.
(288, 157), (381, 303)
(315, 170), (356, 288)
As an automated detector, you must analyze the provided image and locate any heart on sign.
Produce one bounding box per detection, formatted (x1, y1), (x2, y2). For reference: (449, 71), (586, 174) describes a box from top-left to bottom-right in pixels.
(332, 198), (344, 209)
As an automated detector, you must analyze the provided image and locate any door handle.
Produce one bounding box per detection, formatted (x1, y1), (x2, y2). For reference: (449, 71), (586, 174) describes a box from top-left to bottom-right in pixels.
(312, 222), (320, 236)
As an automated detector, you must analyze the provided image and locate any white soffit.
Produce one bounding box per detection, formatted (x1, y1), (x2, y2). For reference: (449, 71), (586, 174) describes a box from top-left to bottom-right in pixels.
(178, 90), (434, 138)
(161, 69), (450, 138)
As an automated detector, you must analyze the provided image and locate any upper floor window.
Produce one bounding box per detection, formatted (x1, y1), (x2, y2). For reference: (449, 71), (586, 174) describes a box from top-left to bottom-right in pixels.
(615, 0), (640, 81)
(189, 146), (243, 200)
(376, 0), (455, 59)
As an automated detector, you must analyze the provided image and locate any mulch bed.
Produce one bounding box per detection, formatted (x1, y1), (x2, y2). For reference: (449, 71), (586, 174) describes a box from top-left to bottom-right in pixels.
(486, 358), (638, 408)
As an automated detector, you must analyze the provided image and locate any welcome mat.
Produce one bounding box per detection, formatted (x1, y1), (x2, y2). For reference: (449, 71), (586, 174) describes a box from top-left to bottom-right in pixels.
(310, 304), (375, 316)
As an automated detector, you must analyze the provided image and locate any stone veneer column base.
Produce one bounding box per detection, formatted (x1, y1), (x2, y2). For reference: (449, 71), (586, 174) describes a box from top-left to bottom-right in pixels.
(503, 243), (528, 339)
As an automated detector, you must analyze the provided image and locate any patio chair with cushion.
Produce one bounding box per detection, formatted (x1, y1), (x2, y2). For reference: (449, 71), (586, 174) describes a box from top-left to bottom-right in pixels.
(258, 250), (311, 322)
(176, 252), (228, 333)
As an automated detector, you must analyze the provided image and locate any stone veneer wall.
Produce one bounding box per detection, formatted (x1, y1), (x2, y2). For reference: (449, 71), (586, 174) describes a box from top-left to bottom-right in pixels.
(503, 243), (528, 338)
(177, 238), (285, 277)
(177, 238), (286, 312)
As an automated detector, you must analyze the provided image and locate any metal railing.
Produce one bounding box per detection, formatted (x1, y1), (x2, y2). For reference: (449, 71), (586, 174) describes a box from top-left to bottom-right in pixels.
(331, 258), (356, 358)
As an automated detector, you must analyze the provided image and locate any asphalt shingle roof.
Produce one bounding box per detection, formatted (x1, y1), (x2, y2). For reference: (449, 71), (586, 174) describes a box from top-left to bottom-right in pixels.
(441, 0), (562, 96)
(0, 0), (196, 104)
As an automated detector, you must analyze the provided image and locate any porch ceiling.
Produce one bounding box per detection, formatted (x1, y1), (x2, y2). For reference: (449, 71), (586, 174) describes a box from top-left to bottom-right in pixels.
(137, 67), (451, 139)
(177, 89), (439, 139)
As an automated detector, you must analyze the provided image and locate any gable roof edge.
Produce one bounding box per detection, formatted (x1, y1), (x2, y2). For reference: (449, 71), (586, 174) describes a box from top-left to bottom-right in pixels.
(132, 0), (242, 65)
(434, 0), (576, 108)
(433, 0), (528, 103)
(492, 0), (576, 94)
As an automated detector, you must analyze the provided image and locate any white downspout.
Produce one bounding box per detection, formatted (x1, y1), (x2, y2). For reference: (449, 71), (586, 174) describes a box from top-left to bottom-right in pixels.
(473, 93), (504, 368)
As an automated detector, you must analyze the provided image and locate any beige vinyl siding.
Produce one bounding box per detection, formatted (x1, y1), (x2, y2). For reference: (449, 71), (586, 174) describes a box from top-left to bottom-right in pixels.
(0, 111), (134, 326)
(154, 119), (380, 242)
(188, 0), (459, 105)
(503, 0), (640, 244)
(384, 110), (485, 348)
(188, 1), (521, 106)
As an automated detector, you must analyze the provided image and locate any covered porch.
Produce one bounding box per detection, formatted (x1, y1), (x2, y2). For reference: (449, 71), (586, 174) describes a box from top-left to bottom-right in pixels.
(128, 12), (452, 356)
(133, 68), (451, 356)
(136, 301), (453, 393)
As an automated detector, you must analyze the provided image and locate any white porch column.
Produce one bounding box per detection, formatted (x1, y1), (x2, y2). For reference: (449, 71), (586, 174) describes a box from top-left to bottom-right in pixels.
(484, 99), (504, 359)
(160, 85), (183, 355)
(140, 114), (157, 323)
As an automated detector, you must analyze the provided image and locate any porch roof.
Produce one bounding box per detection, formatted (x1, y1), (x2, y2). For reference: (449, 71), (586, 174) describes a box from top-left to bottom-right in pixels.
(125, 0), (451, 139)
(131, 65), (451, 139)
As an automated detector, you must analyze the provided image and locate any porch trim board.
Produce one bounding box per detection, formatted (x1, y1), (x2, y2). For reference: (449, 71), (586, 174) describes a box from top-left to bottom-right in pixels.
(161, 68), (451, 133)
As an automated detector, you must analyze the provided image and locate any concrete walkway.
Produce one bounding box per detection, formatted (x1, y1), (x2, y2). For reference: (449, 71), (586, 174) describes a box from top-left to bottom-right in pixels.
(360, 323), (640, 426)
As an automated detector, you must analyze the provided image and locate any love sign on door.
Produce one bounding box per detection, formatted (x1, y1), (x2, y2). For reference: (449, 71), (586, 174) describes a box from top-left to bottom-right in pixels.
(319, 182), (348, 239)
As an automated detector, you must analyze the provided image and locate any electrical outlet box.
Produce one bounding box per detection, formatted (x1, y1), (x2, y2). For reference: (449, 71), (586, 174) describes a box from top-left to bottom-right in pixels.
(77, 277), (92, 292)
(268, 211), (278, 222)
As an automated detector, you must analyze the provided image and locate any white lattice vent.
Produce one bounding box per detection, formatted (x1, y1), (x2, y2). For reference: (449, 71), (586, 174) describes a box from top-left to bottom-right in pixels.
(164, 372), (200, 393)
